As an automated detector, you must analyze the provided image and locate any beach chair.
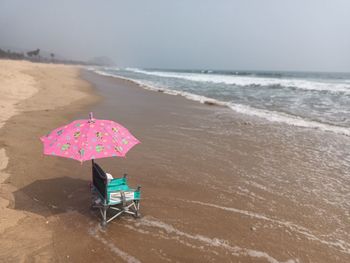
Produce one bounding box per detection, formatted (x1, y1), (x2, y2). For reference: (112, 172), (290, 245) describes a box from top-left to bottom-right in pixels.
(90, 161), (141, 226)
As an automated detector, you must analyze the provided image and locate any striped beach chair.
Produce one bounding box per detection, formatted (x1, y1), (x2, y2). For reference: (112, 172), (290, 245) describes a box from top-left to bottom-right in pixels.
(91, 161), (141, 226)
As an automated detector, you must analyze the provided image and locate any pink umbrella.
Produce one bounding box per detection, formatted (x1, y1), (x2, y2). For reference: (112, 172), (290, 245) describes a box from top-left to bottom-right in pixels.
(40, 113), (140, 162)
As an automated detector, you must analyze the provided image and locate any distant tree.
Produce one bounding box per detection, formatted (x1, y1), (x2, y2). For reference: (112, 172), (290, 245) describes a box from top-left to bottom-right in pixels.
(0, 48), (8, 58)
(50, 53), (55, 62)
(27, 49), (40, 58)
(0, 48), (24, 60)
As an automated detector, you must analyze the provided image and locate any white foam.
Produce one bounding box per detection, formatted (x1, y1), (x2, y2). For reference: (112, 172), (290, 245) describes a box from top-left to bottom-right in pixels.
(181, 199), (350, 255)
(91, 69), (226, 106)
(228, 103), (350, 136)
(88, 225), (141, 263)
(92, 70), (117, 78)
(125, 68), (350, 94)
(89, 68), (350, 137)
(135, 216), (298, 263)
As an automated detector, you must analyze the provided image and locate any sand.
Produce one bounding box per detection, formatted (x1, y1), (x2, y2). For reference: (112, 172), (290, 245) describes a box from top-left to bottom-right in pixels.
(1, 60), (350, 262)
(0, 60), (98, 261)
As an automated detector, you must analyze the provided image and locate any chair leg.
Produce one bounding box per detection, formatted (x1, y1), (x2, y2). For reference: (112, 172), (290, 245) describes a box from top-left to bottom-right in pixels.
(121, 191), (126, 207)
(133, 201), (141, 218)
(102, 205), (107, 227)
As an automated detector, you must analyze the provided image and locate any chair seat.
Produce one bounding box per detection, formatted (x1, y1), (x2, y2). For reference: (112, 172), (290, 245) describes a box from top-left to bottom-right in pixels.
(109, 191), (135, 204)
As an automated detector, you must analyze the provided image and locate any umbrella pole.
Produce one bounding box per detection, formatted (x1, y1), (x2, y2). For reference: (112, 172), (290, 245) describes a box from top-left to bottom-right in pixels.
(91, 159), (95, 180)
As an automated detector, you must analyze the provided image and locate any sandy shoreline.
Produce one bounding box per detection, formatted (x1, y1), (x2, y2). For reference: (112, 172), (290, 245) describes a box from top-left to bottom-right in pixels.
(1, 60), (350, 262)
(0, 60), (99, 261)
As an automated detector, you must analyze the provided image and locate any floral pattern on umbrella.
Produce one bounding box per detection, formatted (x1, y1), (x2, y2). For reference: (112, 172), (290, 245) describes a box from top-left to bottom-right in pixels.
(40, 115), (140, 162)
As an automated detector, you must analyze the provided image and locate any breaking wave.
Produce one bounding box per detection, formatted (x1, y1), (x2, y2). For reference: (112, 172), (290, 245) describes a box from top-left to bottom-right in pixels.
(91, 68), (350, 137)
(125, 68), (350, 94)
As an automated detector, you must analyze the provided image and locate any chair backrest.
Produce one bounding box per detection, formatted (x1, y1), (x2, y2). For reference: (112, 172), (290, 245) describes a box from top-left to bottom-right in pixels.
(92, 162), (107, 199)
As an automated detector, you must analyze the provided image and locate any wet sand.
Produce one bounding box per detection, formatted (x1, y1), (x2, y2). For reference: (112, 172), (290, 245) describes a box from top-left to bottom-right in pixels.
(1, 62), (350, 262)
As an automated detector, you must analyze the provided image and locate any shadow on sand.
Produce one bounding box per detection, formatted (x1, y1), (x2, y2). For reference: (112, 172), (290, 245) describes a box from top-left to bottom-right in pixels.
(13, 176), (94, 218)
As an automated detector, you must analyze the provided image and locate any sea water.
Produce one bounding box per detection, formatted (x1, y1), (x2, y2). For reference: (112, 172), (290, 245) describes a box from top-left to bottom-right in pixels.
(90, 67), (350, 136)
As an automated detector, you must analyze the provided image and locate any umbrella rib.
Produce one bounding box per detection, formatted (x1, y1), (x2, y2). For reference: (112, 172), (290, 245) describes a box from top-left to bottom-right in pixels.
(77, 121), (91, 161)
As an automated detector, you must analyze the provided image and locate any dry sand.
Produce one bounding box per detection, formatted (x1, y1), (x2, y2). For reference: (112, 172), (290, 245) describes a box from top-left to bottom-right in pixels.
(1, 60), (350, 262)
(0, 60), (98, 261)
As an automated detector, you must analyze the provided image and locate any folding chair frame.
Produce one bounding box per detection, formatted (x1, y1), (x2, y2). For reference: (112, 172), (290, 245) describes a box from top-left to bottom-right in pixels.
(90, 160), (141, 226)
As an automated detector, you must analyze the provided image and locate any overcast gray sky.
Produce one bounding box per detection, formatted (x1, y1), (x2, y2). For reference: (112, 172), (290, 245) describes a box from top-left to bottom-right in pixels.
(1, 0), (349, 72)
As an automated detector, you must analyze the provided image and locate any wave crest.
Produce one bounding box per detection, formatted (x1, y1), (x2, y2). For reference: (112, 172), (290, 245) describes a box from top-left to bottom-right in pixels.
(90, 68), (350, 137)
(125, 68), (350, 94)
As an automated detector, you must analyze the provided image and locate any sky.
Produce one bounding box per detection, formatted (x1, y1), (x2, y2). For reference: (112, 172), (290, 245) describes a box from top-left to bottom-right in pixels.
(1, 0), (349, 72)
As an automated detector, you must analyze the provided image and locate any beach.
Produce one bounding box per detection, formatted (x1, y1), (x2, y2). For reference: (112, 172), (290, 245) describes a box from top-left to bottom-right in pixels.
(0, 60), (99, 261)
(1, 60), (350, 262)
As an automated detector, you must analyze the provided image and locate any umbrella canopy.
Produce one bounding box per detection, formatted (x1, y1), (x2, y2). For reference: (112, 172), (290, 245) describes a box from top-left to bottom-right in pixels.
(40, 113), (140, 162)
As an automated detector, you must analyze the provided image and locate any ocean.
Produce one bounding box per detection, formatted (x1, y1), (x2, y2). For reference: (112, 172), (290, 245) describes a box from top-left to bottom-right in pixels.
(90, 67), (350, 136)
